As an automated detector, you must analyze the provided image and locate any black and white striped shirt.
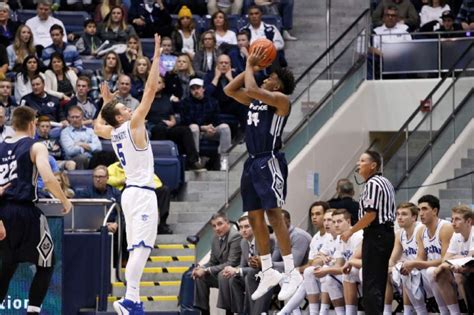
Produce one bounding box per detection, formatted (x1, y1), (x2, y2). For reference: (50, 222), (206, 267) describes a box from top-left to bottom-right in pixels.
(358, 174), (396, 225)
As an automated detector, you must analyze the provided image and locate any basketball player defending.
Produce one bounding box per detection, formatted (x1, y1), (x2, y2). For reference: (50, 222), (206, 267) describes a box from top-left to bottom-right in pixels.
(94, 34), (161, 314)
(224, 46), (298, 301)
(0, 106), (72, 314)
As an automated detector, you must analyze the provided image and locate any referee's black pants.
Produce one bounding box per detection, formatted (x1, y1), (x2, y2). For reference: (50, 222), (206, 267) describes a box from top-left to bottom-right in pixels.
(362, 223), (394, 315)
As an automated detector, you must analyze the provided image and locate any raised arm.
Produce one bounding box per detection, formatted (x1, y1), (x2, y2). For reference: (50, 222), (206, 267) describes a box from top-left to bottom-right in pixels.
(244, 46), (289, 116)
(223, 71), (253, 105)
(130, 34), (162, 129)
(93, 83), (115, 139)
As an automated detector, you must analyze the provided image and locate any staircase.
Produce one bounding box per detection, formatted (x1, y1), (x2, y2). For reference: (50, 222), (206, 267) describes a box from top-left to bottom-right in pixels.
(439, 148), (474, 219)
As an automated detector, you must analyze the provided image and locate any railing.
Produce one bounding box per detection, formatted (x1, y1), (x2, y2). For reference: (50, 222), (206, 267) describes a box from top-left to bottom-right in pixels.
(374, 42), (474, 200)
(369, 32), (474, 79)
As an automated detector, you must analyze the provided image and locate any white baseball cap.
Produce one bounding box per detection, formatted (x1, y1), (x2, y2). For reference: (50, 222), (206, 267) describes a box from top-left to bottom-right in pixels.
(189, 78), (204, 87)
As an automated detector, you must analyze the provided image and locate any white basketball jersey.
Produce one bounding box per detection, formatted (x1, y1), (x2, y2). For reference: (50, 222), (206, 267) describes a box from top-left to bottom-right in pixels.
(422, 219), (449, 261)
(401, 223), (423, 261)
(309, 231), (329, 260)
(334, 230), (363, 261)
(447, 226), (474, 257)
(319, 234), (337, 265)
(110, 121), (155, 188)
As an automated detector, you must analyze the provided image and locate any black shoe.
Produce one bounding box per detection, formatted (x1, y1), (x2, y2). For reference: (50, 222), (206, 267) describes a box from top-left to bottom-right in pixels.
(158, 224), (173, 234)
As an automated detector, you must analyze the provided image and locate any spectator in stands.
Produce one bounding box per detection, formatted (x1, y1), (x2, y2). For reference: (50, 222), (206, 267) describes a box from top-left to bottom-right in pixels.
(95, 0), (129, 23)
(91, 51), (123, 101)
(0, 106), (13, 142)
(439, 10), (464, 36)
(193, 31), (219, 78)
(456, 0), (474, 31)
(229, 30), (250, 74)
(118, 34), (142, 74)
(255, 0), (298, 41)
(131, 55), (150, 100)
(7, 24), (36, 72)
(0, 3), (19, 47)
(98, 6), (136, 45)
(128, 0), (173, 38)
(165, 0), (207, 16)
(60, 105), (102, 169)
(64, 76), (97, 126)
(107, 161), (173, 234)
(40, 170), (75, 198)
(0, 79), (16, 124)
(15, 55), (45, 103)
(192, 212), (242, 315)
(60, 0), (94, 12)
(372, 5), (413, 51)
(78, 165), (123, 232)
(76, 19), (104, 56)
(420, 0), (451, 28)
(41, 24), (83, 74)
(204, 54), (245, 138)
(207, 0), (243, 15)
(116, 74), (139, 110)
(145, 75), (205, 171)
(164, 53), (196, 105)
(159, 36), (177, 76)
(181, 78), (232, 171)
(327, 178), (359, 225)
(210, 10), (238, 48)
(0, 43), (8, 79)
(21, 75), (67, 130)
(171, 5), (198, 59)
(44, 52), (78, 103)
(246, 209), (312, 314)
(373, 0), (419, 31)
(25, 0), (68, 48)
(241, 5), (286, 67)
(36, 115), (76, 171)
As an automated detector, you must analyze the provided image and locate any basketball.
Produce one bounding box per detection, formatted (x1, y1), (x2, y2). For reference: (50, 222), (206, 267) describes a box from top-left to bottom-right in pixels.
(249, 38), (277, 68)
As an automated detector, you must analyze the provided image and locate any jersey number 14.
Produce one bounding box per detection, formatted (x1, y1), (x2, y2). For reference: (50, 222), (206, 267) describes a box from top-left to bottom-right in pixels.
(247, 112), (260, 127)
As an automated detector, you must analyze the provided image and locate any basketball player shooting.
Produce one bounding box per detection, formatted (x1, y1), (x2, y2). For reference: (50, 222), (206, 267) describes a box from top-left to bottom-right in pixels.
(224, 45), (297, 301)
(94, 34), (161, 314)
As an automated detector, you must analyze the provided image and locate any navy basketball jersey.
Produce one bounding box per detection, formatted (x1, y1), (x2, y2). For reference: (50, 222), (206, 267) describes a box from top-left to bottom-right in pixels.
(0, 137), (38, 202)
(245, 100), (289, 155)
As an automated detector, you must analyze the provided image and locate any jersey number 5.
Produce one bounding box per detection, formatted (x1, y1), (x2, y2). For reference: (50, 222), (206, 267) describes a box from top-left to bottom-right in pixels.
(0, 160), (18, 185)
(116, 143), (127, 166)
(247, 112), (260, 127)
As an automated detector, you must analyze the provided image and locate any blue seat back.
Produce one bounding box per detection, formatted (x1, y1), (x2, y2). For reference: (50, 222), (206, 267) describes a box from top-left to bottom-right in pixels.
(154, 157), (182, 191)
(68, 170), (94, 194)
(150, 140), (179, 157)
(54, 11), (91, 34)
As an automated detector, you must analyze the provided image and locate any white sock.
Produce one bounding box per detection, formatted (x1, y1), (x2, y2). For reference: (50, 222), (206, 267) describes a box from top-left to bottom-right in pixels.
(334, 306), (345, 315)
(383, 304), (392, 315)
(309, 303), (320, 315)
(27, 306), (41, 313)
(413, 303), (428, 315)
(345, 305), (357, 315)
(403, 305), (415, 315)
(282, 253), (295, 273)
(447, 304), (460, 314)
(292, 309), (302, 315)
(261, 254), (273, 271)
(438, 305), (450, 315)
(279, 284), (306, 314)
(125, 246), (151, 302)
(320, 304), (330, 315)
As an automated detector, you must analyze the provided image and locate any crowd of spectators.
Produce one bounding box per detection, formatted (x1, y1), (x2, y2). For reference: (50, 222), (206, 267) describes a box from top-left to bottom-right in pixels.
(0, 0), (297, 174)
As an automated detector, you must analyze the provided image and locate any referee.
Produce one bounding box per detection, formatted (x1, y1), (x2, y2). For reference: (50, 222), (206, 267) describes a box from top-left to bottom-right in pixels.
(341, 150), (395, 314)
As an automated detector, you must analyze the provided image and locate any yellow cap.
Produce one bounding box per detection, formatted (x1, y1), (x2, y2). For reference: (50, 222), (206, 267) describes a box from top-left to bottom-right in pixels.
(178, 5), (192, 19)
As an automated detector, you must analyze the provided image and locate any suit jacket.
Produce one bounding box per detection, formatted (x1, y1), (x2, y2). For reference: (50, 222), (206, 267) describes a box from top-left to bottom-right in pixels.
(239, 237), (275, 277)
(272, 226), (312, 272)
(205, 227), (242, 275)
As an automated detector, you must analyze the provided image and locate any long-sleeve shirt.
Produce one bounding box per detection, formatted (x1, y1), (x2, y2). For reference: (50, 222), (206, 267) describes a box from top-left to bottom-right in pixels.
(41, 42), (83, 72)
(456, 0), (474, 24)
(20, 92), (65, 122)
(180, 95), (220, 127)
(241, 22), (284, 50)
(25, 16), (67, 47)
(59, 125), (102, 159)
(372, 0), (419, 29)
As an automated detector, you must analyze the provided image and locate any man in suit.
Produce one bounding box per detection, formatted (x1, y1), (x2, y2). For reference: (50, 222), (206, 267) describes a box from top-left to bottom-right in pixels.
(192, 212), (242, 315)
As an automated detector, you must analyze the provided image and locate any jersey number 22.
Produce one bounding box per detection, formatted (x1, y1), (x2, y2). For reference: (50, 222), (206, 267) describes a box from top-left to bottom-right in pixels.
(0, 160), (18, 185)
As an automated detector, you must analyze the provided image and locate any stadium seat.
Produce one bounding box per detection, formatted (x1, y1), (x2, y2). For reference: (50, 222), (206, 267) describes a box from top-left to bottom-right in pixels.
(68, 170), (94, 194)
(54, 11), (90, 34)
(154, 157), (182, 191)
(81, 58), (102, 71)
(150, 140), (179, 157)
(141, 38), (154, 59)
(100, 140), (113, 152)
(15, 9), (36, 23)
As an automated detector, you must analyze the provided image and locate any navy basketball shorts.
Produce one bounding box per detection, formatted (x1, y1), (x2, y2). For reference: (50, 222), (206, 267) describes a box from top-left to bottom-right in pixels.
(241, 152), (288, 212)
(0, 202), (54, 267)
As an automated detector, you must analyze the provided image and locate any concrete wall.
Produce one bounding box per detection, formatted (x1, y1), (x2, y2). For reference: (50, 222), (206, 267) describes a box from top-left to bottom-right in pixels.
(286, 79), (450, 227)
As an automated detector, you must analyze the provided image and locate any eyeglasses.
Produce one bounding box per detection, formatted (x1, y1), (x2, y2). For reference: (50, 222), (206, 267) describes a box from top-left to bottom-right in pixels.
(93, 175), (107, 179)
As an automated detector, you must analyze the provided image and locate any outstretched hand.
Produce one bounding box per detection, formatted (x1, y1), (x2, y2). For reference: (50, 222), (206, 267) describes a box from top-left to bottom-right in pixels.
(153, 33), (161, 58)
(100, 83), (114, 104)
(246, 45), (265, 70)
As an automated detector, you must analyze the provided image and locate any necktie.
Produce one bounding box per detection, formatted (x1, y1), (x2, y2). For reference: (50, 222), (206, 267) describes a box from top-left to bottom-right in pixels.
(249, 243), (255, 257)
(219, 237), (224, 249)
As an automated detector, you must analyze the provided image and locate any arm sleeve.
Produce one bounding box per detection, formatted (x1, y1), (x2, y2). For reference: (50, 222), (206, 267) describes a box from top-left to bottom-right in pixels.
(60, 129), (83, 157)
(88, 131), (103, 152)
